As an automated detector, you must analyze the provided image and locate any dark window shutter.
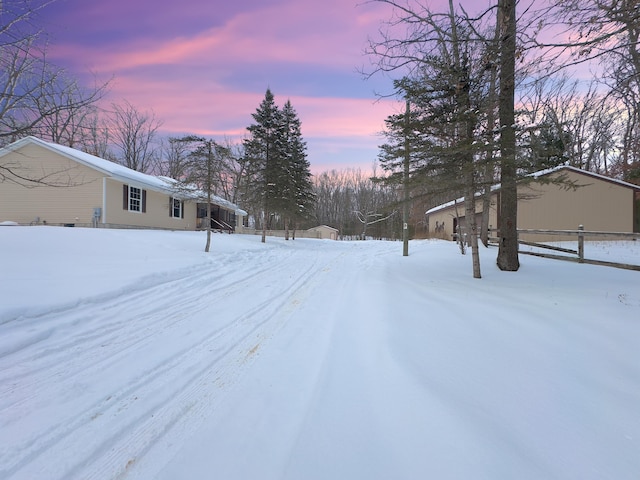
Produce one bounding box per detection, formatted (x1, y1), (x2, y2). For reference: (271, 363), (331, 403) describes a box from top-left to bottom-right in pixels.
(169, 197), (173, 217)
(142, 190), (147, 213)
(181, 201), (184, 218)
(123, 184), (128, 210)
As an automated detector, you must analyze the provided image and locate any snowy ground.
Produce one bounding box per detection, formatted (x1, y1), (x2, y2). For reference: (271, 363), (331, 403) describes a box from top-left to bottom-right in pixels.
(0, 226), (639, 480)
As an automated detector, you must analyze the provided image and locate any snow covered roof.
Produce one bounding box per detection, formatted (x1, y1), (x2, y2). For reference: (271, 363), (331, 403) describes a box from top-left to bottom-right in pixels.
(307, 225), (339, 232)
(425, 165), (640, 215)
(2, 136), (247, 216)
(531, 164), (640, 190)
(425, 184), (500, 215)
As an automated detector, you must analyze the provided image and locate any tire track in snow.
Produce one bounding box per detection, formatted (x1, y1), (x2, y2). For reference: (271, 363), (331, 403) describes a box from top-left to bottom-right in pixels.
(0, 247), (280, 363)
(0, 247), (291, 403)
(0, 245), (327, 480)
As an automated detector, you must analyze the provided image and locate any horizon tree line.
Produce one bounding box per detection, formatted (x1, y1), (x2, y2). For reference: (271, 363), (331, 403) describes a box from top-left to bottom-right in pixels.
(3, 0), (640, 260)
(367, 0), (640, 276)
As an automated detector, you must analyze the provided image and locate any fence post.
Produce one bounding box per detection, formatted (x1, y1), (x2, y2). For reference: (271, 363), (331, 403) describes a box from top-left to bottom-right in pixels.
(578, 224), (584, 263)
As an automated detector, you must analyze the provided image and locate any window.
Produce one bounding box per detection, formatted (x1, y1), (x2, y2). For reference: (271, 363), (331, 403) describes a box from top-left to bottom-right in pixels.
(123, 184), (146, 213)
(129, 186), (142, 212)
(171, 197), (183, 218)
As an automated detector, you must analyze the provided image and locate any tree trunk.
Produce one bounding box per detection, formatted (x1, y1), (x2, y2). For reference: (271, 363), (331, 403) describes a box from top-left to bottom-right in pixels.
(449, 0), (478, 275)
(453, 200), (465, 255)
(403, 99), (410, 257)
(496, 0), (520, 271)
(205, 203), (212, 252)
(481, 17), (501, 248)
(465, 174), (481, 278)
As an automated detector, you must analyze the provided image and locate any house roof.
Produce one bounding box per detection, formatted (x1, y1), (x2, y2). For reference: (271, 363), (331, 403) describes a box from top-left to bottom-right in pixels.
(307, 225), (339, 232)
(1, 136), (247, 216)
(426, 165), (640, 215)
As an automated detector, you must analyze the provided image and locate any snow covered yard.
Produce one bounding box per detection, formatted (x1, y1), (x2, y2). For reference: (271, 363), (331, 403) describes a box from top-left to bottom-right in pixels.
(519, 238), (640, 267)
(0, 226), (639, 480)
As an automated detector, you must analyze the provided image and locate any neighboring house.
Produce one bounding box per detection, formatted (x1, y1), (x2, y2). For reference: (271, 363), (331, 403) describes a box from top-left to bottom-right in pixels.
(0, 136), (246, 230)
(305, 225), (339, 240)
(426, 166), (640, 242)
(236, 224), (339, 240)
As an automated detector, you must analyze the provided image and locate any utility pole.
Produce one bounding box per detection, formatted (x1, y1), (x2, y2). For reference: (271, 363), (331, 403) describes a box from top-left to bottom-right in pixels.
(403, 98), (410, 256)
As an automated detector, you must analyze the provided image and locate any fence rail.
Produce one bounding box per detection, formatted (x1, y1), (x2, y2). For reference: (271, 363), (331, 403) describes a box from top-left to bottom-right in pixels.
(510, 225), (640, 271)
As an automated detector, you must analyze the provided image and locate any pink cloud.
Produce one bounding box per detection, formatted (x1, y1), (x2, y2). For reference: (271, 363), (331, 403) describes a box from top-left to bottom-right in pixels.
(47, 0), (403, 171)
(51, 0), (388, 73)
(107, 75), (397, 142)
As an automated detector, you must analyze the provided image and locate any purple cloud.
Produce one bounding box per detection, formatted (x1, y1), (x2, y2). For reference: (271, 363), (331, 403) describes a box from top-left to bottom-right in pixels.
(42, 0), (411, 170)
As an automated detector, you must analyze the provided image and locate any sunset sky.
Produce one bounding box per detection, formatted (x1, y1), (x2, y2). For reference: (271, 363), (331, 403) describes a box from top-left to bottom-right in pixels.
(41, 0), (490, 172)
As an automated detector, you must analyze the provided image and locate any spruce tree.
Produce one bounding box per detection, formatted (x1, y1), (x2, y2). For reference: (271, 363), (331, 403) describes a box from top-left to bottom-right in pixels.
(244, 89), (286, 242)
(244, 90), (314, 242)
(281, 100), (314, 238)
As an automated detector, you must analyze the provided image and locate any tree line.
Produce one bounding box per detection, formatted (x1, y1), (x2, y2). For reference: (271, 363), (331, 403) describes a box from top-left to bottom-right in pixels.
(367, 0), (640, 277)
(4, 0), (640, 264)
(0, 0), (404, 241)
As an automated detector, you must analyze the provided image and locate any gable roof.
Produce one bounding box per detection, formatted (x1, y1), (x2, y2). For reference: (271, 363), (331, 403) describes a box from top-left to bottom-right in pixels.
(531, 165), (640, 191)
(1, 136), (247, 215)
(1, 136), (170, 192)
(307, 225), (339, 232)
(426, 165), (640, 215)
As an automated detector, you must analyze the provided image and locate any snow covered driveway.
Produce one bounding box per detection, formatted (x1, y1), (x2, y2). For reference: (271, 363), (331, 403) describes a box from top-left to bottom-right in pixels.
(1, 227), (639, 479)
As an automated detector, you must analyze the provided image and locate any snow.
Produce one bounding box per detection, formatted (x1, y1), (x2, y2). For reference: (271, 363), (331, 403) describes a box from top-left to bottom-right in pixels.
(1, 226), (639, 480)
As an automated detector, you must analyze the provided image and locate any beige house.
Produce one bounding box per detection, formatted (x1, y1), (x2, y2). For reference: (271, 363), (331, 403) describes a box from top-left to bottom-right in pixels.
(0, 136), (246, 230)
(426, 166), (640, 242)
(305, 225), (339, 240)
(236, 224), (339, 240)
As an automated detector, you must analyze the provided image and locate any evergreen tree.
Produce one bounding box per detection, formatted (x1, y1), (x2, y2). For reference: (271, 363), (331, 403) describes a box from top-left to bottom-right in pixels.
(244, 90), (314, 242)
(281, 100), (315, 238)
(244, 89), (286, 242)
(520, 110), (571, 174)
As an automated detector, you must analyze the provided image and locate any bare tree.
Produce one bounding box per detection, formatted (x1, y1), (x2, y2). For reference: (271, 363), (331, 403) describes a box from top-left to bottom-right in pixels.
(208, 137), (247, 204)
(366, 0), (493, 275)
(314, 169), (354, 235)
(33, 76), (109, 149)
(541, 0), (640, 184)
(81, 111), (112, 159)
(157, 136), (192, 179)
(313, 168), (399, 239)
(519, 76), (616, 175)
(0, 0), (109, 185)
(170, 136), (228, 252)
(109, 100), (162, 173)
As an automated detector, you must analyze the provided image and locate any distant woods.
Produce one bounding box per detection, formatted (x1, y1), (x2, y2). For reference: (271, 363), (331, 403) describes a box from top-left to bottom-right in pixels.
(364, 0), (640, 274)
(4, 0), (640, 247)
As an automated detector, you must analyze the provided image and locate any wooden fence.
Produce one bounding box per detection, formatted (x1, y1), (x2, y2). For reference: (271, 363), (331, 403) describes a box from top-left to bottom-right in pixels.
(511, 225), (640, 271)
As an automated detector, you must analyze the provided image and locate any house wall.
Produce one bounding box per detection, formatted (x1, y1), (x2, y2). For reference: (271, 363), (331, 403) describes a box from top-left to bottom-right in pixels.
(427, 198), (498, 241)
(0, 143), (104, 225)
(0, 142), (198, 230)
(517, 169), (634, 240)
(236, 225), (339, 240)
(425, 169), (636, 243)
(306, 226), (339, 240)
(103, 178), (196, 230)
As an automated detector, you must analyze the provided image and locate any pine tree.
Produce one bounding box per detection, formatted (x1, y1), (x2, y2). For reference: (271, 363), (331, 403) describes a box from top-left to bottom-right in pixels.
(281, 100), (314, 239)
(244, 89), (286, 243)
(244, 91), (314, 242)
